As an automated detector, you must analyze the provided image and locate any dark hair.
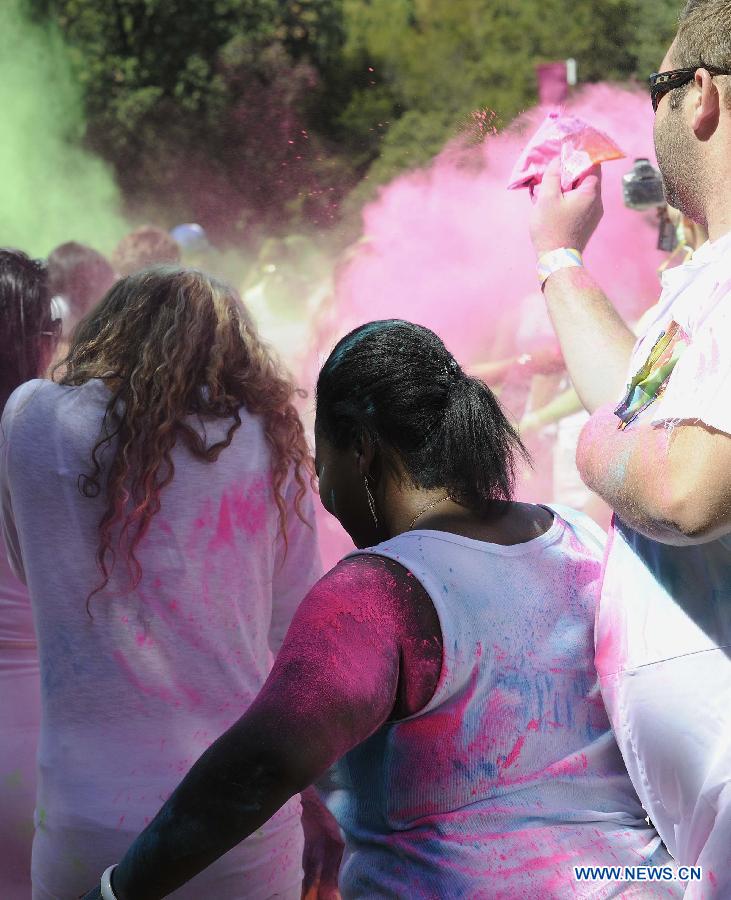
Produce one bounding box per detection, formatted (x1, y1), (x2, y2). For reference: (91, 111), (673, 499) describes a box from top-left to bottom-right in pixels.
(0, 249), (52, 405)
(316, 320), (529, 510)
(111, 226), (181, 276)
(673, 1), (731, 108)
(47, 241), (116, 324)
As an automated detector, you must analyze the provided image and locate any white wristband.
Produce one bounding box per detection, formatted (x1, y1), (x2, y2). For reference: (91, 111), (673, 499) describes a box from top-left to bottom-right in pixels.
(537, 247), (583, 287)
(100, 865), (119, 900)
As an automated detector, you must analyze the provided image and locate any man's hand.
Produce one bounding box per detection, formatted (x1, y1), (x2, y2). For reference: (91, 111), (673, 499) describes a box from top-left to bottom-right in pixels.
(529, 159), (604, 254)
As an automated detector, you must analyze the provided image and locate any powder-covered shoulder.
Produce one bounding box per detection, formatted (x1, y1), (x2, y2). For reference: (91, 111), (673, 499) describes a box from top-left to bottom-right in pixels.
(298, 552), (436, 650)
(315, 553), (421, 607)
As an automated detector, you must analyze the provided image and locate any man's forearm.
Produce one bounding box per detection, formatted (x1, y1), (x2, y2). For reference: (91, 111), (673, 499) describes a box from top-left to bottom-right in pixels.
(543, 267), (636, 413)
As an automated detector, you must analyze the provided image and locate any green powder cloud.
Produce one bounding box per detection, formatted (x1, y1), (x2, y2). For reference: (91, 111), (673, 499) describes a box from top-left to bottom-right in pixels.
(0, 0), (127, 256)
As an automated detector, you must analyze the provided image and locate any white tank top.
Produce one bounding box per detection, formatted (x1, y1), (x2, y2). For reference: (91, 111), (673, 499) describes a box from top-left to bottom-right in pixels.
(323, 505), (680, 898)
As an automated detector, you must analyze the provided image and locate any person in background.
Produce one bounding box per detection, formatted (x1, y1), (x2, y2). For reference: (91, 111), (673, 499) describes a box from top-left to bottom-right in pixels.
(0, 249), (60, 899)
(81, 319), (678, 900)
(0, 267), (332, 899)
(169, 223), (211, 269)
(111, 226), (181, 276)
(528, 1), (731, 894)
(47, 241), (116, 339)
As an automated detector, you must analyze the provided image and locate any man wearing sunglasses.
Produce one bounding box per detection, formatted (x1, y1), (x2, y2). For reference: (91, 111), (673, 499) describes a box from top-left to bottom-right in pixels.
(528, 1), (731, 896)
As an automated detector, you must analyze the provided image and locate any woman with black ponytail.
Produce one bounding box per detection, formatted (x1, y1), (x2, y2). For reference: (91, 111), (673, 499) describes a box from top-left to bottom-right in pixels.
(82, 320), (679, 900)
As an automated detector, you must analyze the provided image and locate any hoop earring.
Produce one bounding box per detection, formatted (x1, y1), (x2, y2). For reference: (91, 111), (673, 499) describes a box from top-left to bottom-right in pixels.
(364, 475), (378, 529)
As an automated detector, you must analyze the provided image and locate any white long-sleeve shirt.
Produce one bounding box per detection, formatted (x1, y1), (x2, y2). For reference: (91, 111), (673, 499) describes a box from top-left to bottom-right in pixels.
(0, 378), (322, 899)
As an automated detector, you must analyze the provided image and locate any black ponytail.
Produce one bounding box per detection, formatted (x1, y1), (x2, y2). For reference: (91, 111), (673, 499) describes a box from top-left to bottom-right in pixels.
(316, 319), (530, 510)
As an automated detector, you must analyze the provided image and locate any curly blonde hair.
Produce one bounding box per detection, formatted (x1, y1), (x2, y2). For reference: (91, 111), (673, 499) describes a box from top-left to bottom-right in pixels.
(56, 266), (313, 607)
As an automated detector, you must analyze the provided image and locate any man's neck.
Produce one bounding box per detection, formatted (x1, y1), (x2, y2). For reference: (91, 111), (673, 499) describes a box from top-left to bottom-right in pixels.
(703, 185), (731, 242)
(707, 217), (731, 243)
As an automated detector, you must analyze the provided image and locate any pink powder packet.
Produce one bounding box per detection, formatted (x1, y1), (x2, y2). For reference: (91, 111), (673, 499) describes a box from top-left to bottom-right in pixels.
(507, 111), (625, 192)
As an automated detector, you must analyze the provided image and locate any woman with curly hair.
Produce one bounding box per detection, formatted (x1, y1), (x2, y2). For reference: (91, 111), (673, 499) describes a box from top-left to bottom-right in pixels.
(0, 267), (324, 899)
(0, 249), (60, 899)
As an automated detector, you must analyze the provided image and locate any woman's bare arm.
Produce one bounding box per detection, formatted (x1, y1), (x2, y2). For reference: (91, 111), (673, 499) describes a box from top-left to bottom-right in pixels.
(82, 555), (441, 900)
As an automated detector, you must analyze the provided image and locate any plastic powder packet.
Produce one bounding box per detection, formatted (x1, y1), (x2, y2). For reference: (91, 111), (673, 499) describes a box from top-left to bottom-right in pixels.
(507, 111), (625, 192)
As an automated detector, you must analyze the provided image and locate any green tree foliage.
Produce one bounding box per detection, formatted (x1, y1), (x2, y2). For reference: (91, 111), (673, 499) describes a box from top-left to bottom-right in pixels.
(627, 0), (682, 75)
(29, 0), (353, 241)
(339, 0), (653, 203)
(25, 0), (683, 241)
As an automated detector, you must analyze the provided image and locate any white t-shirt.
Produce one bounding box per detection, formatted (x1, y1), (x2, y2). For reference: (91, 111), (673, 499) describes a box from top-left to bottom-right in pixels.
(596, 233), (731, 898)
(0, 378), (323, 899)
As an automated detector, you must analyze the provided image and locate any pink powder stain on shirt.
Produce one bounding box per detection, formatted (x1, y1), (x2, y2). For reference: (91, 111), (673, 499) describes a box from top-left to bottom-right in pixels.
(488, 847), (576, 879)
(184, 498), (214, 556)
(708, 871), (717, 888)
(398, 646), (482, 779)
(231, 476), (270, 536)
(157, 519), (173, 537)
(556, 751), (588, 774)
(135, 585), (182, 632)
(593, 522), (628, 679)
(485, 686), (523, 719)
(497, 718), (541, 773)
(500, 734), (527, 770)
(210, 494), (235, 551)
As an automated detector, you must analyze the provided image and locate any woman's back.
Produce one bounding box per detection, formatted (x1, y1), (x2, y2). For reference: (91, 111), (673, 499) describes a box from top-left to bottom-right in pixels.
(1, 377), (321, 897)
(327, 506), (678, 898)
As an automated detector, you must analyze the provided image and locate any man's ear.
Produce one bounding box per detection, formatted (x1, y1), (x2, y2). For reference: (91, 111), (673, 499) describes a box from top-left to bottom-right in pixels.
(691, 68), (721, 141)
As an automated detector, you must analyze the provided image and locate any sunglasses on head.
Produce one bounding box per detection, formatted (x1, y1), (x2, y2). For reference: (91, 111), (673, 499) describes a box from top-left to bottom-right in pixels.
(649, 65), (731, 113)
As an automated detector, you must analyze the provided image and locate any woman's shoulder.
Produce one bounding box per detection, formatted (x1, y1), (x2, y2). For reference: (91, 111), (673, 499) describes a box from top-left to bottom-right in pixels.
(321, 552), (416, 592)
(311, 553), (435, 629)
(3, 378), (61, 423)
(4, 378), (98, 422)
